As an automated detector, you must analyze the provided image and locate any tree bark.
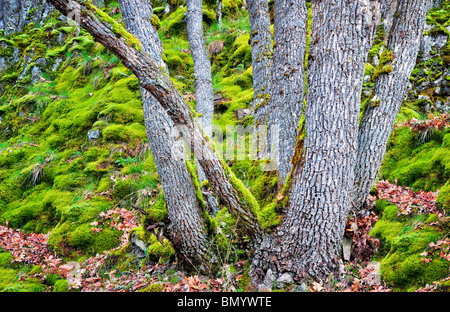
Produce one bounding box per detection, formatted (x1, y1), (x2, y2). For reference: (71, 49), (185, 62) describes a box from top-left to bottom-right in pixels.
(186, 0), (215, 184)
(251, 0), (383, 282)
(247, 0), (272, 159)
(216, 0), (222, 27)
(118, 0), (211, 272)
(352, 0), (430, 211)
(47, 0), (263, 241)
(268, 0), (307, 188)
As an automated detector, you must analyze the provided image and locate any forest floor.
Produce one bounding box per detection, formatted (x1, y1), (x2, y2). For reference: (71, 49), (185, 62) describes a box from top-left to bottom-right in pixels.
(1, 176), (447, 292)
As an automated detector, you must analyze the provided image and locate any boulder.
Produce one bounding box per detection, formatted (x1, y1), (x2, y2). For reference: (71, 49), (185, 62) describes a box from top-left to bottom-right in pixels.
(235, 108), (252, 120)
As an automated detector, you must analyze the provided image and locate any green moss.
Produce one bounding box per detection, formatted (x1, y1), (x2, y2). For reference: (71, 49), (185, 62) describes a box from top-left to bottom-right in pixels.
(383, 204), (399, 220)
(140, 282), (164, 292)
(102, 123), (146, 143)
(0, 252), (13, 268)
(374, 199), (391, 214)
(150, 15), (161, 30)
(371, 49), (394, 82)
(83, 1), (142, 50)
(144, 192), (168, 225)
(112, 178), (138, 200)
(45, 274), (61, 286)
(371, 200), (448, 289)
(47, 197), (121, 256)
(53, 279), (70, 292)
(437, 180), (450, 211)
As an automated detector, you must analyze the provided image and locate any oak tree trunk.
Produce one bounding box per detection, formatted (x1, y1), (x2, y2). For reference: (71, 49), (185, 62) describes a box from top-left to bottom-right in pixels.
(352, 0), (430, 210)
(186, 0), (215, 185)
(47, 0), (263, 241)
(251, 0), (383, 282)
(268, 0), (307, 188)
(247, 0), (272, 159)
(118, 0), (212, 272)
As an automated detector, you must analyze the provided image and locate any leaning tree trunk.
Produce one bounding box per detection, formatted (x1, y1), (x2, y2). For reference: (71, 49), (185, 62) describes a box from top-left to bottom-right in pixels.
(47, 0), (263, 241)
(247, 0), (272, 159)
(251, 0), (383, 282)
(118, 0), (212, 272)
(268, 0), (307, 189)
(352, 0), (430, 211)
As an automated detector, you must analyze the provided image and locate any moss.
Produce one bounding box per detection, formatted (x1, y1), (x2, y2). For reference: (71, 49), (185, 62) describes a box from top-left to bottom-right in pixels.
(150, 15), (161, 31)
(53, 172), (87, 190)
(83, 1), (142, 50)
(371, 49), (394, 82)
(102, 123), (146, 143)
(374, 199), (390, 214)
(0, 252), (12, 268)
(47, 197), (121, 256)
(371, 201), (448, 289)
(144, 191), (168, 225)
(437, 180), (450, 211)
(146, 235), (176, 264)
(383, 204), (399, 221)
(112, 178), (138, 200)
(140, 282), (164, 292)
(44, 274), (61, 286)
(53, 279), (70, 292)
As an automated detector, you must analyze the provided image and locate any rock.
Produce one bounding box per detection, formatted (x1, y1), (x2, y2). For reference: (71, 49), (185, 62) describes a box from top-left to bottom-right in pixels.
(420, 25), (448, 62)
(87, 129), (101, 142)
(0, 57), (6, 72)
(235, 108), (252, 120)
(30, 66), (42, 83)
(432, 0), (443, 8)
(296, 283), (308, 292)
(276, 273), (294, 289)
(262, 269), (276, 291)
(342, 237), (353, 261)
(129, 232), (148, 259)
(52, 57), (63, 72)
(418, 94), (430, 101)
(35, 57), (47, 67)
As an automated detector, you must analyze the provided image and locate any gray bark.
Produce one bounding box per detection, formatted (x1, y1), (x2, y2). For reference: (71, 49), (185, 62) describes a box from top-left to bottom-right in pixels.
(47, 0), (263, 240)
(251, 0), (383, 282)
(186, 0), (214, 139)
(118, 0), (211, 272)
(247, 0), (272, 158)
(268, 0), (307, 188)
(186, 0), (215, 184)
(216, 0), (222, 27)
(352, 0), (430, 210)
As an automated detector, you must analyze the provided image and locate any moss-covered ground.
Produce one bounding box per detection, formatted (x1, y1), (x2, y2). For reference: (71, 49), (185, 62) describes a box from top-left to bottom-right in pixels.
(0, 0), (448, 292)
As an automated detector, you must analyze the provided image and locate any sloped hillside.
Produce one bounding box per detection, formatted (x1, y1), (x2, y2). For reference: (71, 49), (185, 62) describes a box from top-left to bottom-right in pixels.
(0, 0), (449, 292)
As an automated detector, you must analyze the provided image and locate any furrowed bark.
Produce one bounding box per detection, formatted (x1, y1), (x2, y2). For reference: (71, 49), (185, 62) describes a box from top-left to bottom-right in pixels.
(352, 0), (430, 210)
(268, 0), (307, 188)
(47, 0), (263, 240)
(216, 0), (222, 27)
(247, 0), (272, 159)
(118, 0), (211, 272)
(186, 0), (215, 184)
(251, 0), (383, 282)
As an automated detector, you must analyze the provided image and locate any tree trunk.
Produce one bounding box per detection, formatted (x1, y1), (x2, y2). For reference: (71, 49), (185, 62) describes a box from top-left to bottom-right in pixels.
(268, 0), (307, 188)
(47, 0), (263, 241)
(251, 0), (383, 282)
(352, 0), (430, 211)
(186, 0), (215, 185)
(118, 0), (212, 272)
(216, 0), (222, 27)
(247, 0), (272, 159)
